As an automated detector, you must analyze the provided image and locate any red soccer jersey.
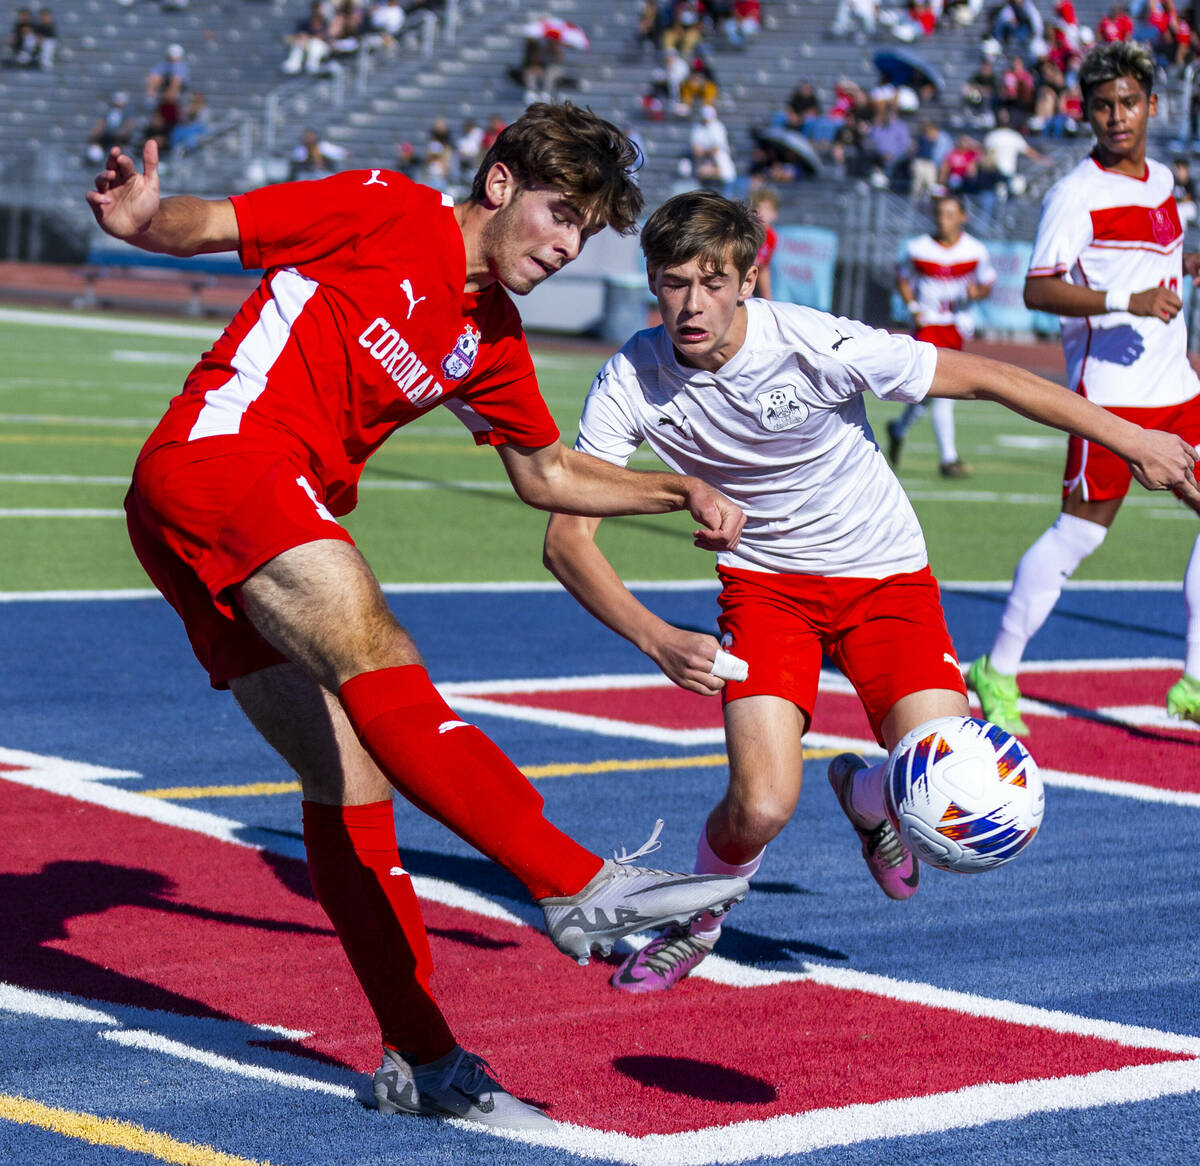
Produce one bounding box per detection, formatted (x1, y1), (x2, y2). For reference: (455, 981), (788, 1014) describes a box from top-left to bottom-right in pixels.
(140, 170), (559, 515)
(755, 224), (777, 269)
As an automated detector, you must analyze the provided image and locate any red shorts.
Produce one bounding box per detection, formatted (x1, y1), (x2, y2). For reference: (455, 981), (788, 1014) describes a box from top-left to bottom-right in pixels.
(914, 324), (964, 350)
(1063, 396), (1200, 502)
(715, 565), (966, 745)
(126, 439), (356, 688)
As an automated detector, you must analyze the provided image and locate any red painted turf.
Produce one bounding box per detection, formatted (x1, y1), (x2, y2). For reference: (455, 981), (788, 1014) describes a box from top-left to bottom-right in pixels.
(4, 773), (1192, 1134)
(470, 666), (1200, 795)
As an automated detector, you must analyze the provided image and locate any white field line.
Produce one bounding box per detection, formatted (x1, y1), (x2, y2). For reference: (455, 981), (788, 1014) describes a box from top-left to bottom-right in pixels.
(1, 746), (1197, 1159)
(99, 1030), (358, 1100)
(499, 1060), (1200, 1164)
(0, 306), (220, 339)
(0, 413), (159, 428)
(0, 509), (126, 518)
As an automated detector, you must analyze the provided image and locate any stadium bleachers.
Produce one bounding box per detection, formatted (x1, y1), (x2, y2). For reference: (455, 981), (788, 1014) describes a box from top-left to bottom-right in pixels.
(0, 0), (1191, 268)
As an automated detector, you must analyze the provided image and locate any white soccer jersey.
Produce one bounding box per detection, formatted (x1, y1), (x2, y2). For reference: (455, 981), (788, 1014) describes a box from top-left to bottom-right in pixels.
(1028, 154), (1200, 407)
(575, 299), (938, 579)
(899, 232), (996, 333)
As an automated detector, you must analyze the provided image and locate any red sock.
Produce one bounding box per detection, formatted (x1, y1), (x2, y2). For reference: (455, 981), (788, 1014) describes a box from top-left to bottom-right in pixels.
(302, 800), (456, 1063)
(338, 665), (602, 900)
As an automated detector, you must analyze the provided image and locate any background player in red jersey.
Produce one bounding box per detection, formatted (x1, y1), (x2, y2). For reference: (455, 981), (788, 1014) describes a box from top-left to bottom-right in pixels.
(889, 194), (995, 478)
(967, 42), (1200, 734)
(748, 186), (778, 300)
(85, 104), (749, 1130)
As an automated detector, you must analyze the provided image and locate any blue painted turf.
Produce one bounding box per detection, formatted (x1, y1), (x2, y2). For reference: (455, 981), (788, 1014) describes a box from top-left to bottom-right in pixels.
(1, 586), (1198, 1164)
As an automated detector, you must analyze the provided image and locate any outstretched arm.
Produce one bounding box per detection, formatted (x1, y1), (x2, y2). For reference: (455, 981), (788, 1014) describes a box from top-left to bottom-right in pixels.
(543, 511), (727, 695)
(85, 139), (239, 257)
(928, 348), (1200, 501)
(496, 441), (745, 551)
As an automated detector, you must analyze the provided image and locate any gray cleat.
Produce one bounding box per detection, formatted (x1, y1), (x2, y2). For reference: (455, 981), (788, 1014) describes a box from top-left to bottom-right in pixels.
(373, 1045), (554, 1130)
(539, 820), (748, 965)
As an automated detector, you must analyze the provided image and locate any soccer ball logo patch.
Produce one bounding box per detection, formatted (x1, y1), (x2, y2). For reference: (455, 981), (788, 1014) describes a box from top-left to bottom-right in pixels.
(441, 323), (481, 380)
(757, 385), (808, 432)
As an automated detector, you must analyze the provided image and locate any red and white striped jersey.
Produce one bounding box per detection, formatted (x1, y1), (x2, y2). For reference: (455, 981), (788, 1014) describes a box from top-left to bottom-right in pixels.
(898, 232), (995, 332)
(1028, 154), (1199, 407)
(139, 170), (559, 515)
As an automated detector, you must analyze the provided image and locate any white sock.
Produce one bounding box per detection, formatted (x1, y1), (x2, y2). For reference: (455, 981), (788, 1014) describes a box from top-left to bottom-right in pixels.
(1185, 532), (1200, 678)
(690, 828), (764, 942)
(848, 761), (888, 825)
(931, 397), (958, 464)
(990, 512), (1107, 675)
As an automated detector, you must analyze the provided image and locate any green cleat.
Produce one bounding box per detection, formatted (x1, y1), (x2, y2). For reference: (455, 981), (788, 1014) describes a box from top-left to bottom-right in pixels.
(966, 655), (1029, 736)
(1166, 673), (1200, 724)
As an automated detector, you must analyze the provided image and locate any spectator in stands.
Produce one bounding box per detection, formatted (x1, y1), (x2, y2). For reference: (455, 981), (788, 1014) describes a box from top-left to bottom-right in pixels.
(367, 0), (405, 57)
(327, 1), (365, 59)
(939, 132), (982, 191)
(1097, 3), (1133, 42)
(785, 80), (821, 128)
(6, 6), (36, 67)
(690, 103), (737, 192)
(983, 106), (1048, 197)
(748, 185), (779, 298)
(722, 0), (762, 45)
(662, 1), (705, 57)
(999, 53), (1038, 118)
(865, 103), (912, 188)
(1034, 81), (1083, 136)
(832, 0), (877, 38)
(171, 90), (210, 153)
(677, 57), (719, 116)
(282, 2), (333, 76)
(480, 113), (506, 152)
(512, 33), (565, 104)
(634, 0), (664, 55)
(1173, 155), (1198, 226)
(86, 90), (134, 164)
(393, 138), (420, 179)
(456, 119), (485, 176)
(289, 127), (348, 180)
(146, 42), (188, 105)
(964, 54), (1000, 121)
(31, 4), (53, 68)
(830, 109), (869, 178)
(421, 114), (455, 190)
(642, 44), (689, 119)
(993, 0), (1045, 56)
(909, 117), (950, 202)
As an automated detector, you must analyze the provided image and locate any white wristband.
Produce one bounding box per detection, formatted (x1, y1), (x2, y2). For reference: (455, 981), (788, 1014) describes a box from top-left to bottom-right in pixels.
(906, 300), (919, 314)
(1105, 288), (1131, 312)
(710, 648), (749, 682)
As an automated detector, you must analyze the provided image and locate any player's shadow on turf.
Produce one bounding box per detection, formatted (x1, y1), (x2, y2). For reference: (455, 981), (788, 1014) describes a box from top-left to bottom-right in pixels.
(715, 923), (848, 964)
(950, 590), (1180, 645)
(0, 860), (334, 1020)
(613, 1056), (776, 1103)
(425, 925), (519, 951)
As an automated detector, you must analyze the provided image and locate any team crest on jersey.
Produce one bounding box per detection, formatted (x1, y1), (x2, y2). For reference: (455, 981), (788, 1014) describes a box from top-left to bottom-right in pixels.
(757, 385), (808, 431)
(1150, 205), (1177, 246)
(441, 323), (481, 380)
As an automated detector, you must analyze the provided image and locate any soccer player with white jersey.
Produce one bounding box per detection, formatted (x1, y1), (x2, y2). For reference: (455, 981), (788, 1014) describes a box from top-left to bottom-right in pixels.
(543, 189), (1199, 994)
(968, 41), (1200, 734)
(85, 105), (751, 1129)
(889, 194), (996, 477)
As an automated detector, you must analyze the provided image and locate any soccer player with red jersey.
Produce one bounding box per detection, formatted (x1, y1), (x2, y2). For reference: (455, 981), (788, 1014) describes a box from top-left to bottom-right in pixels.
(968, 41), (1200, 733)
(85, 104), (750, 1129)
(889, 194), (995, 478)
(542, 189), (1199, 994)
(748, 186), (778, 299)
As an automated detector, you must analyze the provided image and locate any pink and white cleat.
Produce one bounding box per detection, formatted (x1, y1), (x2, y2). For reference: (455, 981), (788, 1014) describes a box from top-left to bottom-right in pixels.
(610, 928), (716, 994)
(827, 753), (919, 900)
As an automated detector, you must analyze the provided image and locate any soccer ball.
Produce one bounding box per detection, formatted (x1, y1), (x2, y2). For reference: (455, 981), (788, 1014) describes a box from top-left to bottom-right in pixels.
(884, 716), (1044, 874)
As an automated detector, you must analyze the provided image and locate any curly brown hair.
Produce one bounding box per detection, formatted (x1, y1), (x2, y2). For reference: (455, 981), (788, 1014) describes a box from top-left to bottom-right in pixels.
(469, 103), (644, 235)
